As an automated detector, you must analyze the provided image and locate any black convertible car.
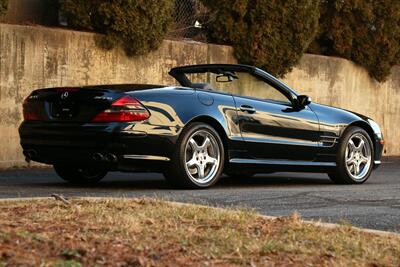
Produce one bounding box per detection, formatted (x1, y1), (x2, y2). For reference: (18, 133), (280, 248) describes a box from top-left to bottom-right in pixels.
(19, 64), (384, 188)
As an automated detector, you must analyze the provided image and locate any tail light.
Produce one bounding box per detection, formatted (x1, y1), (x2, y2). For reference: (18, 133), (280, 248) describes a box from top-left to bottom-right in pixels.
(92, 96), (150, 122)
(23, 94), (39, 121)
(23, 111), (39, 121)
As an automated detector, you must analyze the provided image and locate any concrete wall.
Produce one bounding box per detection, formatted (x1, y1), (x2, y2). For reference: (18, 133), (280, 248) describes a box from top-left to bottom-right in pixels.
(0, 23), (398, 168)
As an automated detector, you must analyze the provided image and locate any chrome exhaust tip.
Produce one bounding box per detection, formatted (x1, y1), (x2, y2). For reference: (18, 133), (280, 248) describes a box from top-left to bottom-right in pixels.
(92, 153), (104, 161)
(105, 153), (118, 163)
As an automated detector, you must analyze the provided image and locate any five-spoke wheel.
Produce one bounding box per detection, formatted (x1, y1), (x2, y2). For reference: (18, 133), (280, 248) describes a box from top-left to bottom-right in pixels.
(185, 130), (221, 185)
(344, 133), (372, 180)
(329, 126), (374, 184)
(164, 122), (224, 188)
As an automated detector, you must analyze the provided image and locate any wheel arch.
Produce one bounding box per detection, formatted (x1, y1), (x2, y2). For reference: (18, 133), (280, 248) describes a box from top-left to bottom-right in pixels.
(185, 116), (230, 162)
(186, 116), (229, 146)
(346, 121), (376, 151)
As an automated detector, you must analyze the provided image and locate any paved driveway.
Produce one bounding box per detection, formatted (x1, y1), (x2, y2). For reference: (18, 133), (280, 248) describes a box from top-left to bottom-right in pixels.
(0, 158), (399, 232)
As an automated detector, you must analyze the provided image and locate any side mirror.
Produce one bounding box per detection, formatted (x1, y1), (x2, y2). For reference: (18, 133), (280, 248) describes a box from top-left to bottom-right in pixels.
(295, 95), (311, 108)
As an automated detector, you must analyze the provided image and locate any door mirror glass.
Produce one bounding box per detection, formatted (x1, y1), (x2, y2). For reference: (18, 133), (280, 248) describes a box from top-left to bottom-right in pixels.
(296, 95), (311, 108)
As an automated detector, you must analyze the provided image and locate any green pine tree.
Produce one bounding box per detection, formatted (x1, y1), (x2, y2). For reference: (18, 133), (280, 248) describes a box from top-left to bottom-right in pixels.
(202, 0), (320, 77)
(308, 0), (400, 82)
(61, 0), (175, 56)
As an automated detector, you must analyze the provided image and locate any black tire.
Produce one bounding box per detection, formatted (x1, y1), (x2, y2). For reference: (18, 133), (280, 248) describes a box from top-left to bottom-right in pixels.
(164, 122), (225, 189)
(53, 165), (107, 185)
(328, 126), (374, 184)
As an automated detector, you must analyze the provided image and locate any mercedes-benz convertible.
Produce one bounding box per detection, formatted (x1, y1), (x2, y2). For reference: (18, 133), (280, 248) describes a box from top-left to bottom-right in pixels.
(19, 64), (384, 188)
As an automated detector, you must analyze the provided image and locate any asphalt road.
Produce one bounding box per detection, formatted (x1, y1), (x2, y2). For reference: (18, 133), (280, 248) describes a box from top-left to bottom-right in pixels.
(0, 158), (399, 232)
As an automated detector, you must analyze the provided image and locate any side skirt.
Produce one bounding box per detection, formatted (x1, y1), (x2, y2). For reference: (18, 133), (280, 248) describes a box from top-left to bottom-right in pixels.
(228, 158), (336, 173)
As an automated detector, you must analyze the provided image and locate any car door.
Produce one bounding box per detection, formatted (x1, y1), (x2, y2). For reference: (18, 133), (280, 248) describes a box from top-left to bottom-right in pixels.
(233, 87), (320, 161)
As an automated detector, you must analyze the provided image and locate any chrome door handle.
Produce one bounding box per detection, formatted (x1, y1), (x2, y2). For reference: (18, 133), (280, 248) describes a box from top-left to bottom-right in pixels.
(240, 105), (256, 113)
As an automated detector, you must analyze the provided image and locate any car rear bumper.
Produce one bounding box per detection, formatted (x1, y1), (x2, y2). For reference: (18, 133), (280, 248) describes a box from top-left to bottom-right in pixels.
(19, 121), (178, 171)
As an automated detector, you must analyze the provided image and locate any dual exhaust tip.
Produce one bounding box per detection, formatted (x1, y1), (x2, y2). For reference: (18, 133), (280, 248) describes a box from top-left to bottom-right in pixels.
(23, 150), (117, 163)
(92, 153), (118, 163)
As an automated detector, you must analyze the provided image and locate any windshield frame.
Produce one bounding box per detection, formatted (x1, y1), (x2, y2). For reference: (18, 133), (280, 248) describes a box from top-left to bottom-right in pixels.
(169, 64), (299, 104)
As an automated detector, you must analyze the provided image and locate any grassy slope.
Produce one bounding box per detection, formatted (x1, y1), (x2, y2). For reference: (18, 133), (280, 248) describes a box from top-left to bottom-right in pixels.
(0, 198), (399, 266)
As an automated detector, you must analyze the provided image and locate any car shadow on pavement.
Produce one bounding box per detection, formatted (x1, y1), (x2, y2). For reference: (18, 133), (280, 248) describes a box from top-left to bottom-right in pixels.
(217, 174), (332, 187)
(0, 169), (336, 191)
(35, 172), (333, 190)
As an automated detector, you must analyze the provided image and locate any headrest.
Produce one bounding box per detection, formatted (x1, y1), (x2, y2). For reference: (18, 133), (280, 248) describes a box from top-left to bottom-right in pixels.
(191, 83), (213, 90)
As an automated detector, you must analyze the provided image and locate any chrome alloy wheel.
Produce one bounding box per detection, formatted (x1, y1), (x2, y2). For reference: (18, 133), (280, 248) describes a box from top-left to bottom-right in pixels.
(345, 133), (372, 180)
(184, 130), (221, 185)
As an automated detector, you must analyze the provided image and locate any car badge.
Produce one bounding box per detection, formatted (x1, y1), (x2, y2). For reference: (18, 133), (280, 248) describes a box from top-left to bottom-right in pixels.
(61, 92), (69, 99)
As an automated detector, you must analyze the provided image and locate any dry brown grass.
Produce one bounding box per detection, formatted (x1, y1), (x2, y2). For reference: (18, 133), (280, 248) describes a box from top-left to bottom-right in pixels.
(0, 198), (399, 267)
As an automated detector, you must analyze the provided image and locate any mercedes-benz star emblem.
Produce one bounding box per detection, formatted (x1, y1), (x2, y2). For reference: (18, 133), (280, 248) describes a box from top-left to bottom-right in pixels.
(61, 92), (69, 99)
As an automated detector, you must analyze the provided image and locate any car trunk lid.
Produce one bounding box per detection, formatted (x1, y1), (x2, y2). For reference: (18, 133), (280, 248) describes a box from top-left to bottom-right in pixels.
(23, 84), (165, 123)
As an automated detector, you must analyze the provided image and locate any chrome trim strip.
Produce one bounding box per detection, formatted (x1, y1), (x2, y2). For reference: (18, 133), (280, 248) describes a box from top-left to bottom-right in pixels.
(374, 160), (381, 165)
(229, 158), (336, 166)
(123, 155), (170, 161)
(241, 137), (319, 147)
